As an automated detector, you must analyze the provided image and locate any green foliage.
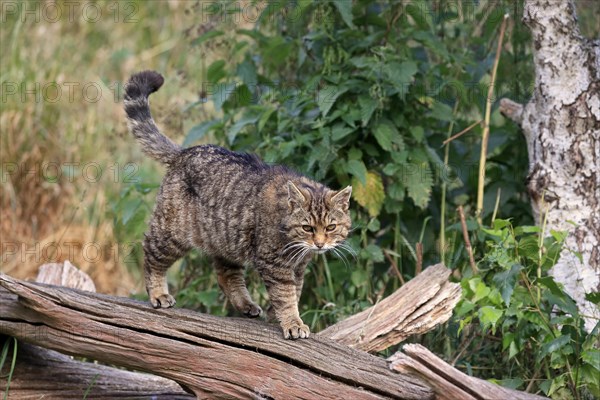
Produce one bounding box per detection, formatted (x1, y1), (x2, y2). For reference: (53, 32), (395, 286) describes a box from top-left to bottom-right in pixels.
(110, 181), (160, 280)
(0, 337), (18, 400)
(454, 220), (599, 398)
(183, 0), (534, 280)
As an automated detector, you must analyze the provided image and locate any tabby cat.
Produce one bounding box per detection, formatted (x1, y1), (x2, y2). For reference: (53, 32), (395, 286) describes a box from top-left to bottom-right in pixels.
(124, 71), (352, 339)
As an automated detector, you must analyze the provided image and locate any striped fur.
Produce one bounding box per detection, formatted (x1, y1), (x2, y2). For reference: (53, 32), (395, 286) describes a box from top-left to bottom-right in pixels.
(124, 71), (352, 339)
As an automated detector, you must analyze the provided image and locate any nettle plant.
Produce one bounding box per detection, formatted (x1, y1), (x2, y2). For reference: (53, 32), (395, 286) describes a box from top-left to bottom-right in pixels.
(454, 219), (599, 398)
(178, 0), (532, 322)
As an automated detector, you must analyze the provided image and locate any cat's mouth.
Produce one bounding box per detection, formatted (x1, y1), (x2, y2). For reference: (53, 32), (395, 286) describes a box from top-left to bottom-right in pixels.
(313, 248), (328, 254)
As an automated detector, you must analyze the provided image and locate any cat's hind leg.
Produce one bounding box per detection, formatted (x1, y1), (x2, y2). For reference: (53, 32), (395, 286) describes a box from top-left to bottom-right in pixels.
(215, 257), (262, 318)
(143, 226), (189, 308)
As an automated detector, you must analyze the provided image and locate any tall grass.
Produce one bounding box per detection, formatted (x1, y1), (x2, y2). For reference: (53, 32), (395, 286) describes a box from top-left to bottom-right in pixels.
(0, 0), (217, 294)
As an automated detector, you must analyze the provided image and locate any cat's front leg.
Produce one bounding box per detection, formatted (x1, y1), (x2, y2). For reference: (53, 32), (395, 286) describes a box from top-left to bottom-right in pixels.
(261, 271), (310, 339)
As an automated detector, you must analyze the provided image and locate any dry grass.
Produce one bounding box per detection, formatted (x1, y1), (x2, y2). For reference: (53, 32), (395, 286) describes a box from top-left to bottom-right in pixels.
(0, 0), (222, 294)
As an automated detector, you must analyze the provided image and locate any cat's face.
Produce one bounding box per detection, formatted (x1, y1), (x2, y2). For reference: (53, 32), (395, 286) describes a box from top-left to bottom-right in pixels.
(282, 181), (352, 262)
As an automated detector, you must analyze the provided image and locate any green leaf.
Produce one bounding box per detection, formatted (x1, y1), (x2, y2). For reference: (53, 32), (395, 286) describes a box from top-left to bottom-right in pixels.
(212, 83), (236, 111)
(430, 102), (454, 122)
(403, 160), (432, 209)
(318, 85), (348, 117)
(236, 59), (257, 86)
(358, 95), (377, 127)
(191, 30), (224, 46)
(351, 268), (368, 287)
(373, 121), (395, 151)
(471, 280), (491, 302)
(352, 171), (385, 217)
(478, 306), (503, 331)
(121, 198), (143, 225)
(364, 244), (384, 262)
(494, 379), (524, 390)
(333, 0), (356, 29)
(346, 159), (367, 185)
(492, 219), (511, 230)
(383, 163), (400, 176)
(367, 218), (380, 232)
(538, 335), (571, 361)
(347, 147), (362, 160)
(196, 289), (220, 306)
(509, 340), (519, 359)
(385, 61), (418, 89)
(387, 181), (404, 201)
(331, 124), (355, 141)
(258, 107), (276, 131)
(585, 291), (600, 305)
(582, 349), (600, 371)
(406, 3), (430, 30)
(492, 263), (523, 306)
(207, 60), (226, 83)
(183, 120), (220, 146)
(550, 229), (567, 243)
(539, 276), (579, 316)
(410, 126), (424, 142)
(227, 112), (260, 144)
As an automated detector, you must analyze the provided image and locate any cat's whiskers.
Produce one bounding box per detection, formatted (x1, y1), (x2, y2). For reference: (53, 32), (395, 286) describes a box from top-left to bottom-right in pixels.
(286, 245), (310, 267)
(336, 242), (358, 260)
(331, 247), (350, 269)
(282, 241), (307, 253)
(281, 241), (310, 266)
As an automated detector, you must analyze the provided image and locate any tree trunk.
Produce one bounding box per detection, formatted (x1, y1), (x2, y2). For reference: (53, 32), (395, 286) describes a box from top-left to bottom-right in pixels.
(500, 0), (600, 332)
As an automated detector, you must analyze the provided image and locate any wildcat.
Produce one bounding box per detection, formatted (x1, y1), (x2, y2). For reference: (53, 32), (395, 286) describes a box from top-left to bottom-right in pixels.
(124, 71), (352, 339)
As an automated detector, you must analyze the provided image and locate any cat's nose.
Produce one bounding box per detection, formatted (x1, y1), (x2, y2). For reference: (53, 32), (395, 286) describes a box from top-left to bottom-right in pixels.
(315, 242), (324, 248)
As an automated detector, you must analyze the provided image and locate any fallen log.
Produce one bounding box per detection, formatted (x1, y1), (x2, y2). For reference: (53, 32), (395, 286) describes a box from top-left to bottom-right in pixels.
(0, 272), (432, 399)
(321, 264), (461, 352)
(0, 261), (192, 399)
(390, 344), (548, 400)
(0, 263), (547, 399)
(0, 340), (193, 399)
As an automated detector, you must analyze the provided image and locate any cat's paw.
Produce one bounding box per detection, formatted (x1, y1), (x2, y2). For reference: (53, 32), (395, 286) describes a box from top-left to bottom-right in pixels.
(281, 320), (310, 340)
(243, 302), (263, 318)
(150, 293), (176, 309)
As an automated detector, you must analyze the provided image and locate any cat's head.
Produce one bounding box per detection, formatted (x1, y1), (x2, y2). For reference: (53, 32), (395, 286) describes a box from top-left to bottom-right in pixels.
(282, 180), (352, 258)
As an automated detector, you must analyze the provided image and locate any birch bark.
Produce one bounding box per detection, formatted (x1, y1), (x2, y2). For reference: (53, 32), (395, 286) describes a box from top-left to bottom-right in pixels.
(501, 0), (599, 331)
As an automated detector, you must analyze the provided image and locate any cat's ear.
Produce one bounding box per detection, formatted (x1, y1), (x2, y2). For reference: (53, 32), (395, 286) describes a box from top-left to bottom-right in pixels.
(329, 186), (352, 211)
(287, 181), (307, 210)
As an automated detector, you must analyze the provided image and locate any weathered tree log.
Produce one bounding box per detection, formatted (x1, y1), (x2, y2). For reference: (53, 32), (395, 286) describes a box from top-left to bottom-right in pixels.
(499, 0), (600, 332)
(0, 264), (547, 399)
(0, 261), (192, 399)
(34, 260), (96, 292)
(321, 263), (461, 353)
(0, 340), (193, 399)
(389, 344), (547, 400)
(0, 272), (433, 399)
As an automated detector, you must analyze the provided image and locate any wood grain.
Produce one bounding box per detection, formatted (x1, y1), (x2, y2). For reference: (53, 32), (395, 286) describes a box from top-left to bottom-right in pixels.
(0, 273), (432, 399)
(321, 264), (461, 352)
(390, 344), (548, 400)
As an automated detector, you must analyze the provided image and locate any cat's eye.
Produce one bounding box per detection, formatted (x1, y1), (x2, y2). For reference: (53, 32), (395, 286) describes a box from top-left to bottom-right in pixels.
(302, 225), (313, 232)
(326, 224), (336, 232)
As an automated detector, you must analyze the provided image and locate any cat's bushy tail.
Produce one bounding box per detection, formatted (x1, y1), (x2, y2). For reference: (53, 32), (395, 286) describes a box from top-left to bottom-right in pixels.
(124, 71), (181, 164)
